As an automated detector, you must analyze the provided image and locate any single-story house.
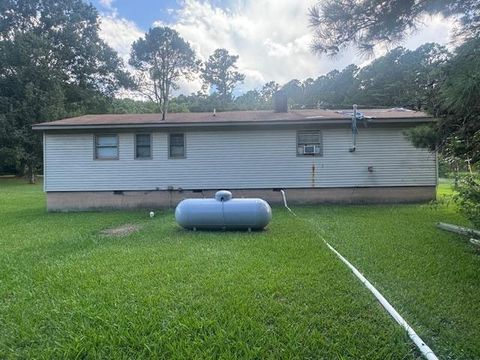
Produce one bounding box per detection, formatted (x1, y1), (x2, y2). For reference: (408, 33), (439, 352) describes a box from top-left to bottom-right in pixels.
(33, 107), (437, 211)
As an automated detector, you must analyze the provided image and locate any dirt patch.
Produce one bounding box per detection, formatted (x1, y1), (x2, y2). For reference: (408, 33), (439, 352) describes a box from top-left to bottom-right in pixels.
(100, 224), (142, 237)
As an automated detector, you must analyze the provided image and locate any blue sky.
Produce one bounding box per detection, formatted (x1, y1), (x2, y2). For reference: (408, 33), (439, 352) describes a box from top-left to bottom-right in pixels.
(97, 0), (181, 28)
(92, 0), (230, 29)
(94, 0), (456, 96)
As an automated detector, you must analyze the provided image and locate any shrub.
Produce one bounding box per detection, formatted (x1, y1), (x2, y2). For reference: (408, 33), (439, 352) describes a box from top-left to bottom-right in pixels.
(454, 173), (480, 228)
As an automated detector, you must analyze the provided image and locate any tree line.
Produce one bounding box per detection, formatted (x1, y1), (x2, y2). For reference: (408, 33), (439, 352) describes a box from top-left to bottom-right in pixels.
(111, 42), (450, 114)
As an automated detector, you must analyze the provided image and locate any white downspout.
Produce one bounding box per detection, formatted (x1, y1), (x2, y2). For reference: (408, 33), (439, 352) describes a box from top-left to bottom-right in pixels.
(349, 104), (358, 152)
(43, 131), (46, 192)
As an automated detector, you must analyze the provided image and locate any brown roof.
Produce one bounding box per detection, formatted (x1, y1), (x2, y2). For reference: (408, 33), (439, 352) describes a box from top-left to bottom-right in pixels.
(33, 108), (433, 130)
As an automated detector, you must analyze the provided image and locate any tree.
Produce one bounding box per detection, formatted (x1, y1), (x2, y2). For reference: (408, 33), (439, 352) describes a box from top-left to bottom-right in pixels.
(309, 0), (480, 56)
(129, 27), (199, 120)
(405, 38), (479, 224)
(301, 78), (315, 105)
(281, 79), (303, 105)
(428, 38), (479, 166)
(308, 0), (479, 165)
(260, 81), (280, 103)
(403, 43), (450, 112)
(351, 44), (450, 109)
(0, 0), (131, 182)
(201, 48), (245, 103)
(234, 90), (263, 110)
(311, 65), (359, 107)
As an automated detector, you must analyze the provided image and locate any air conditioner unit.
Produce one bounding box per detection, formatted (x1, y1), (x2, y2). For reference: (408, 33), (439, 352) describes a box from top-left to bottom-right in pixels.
(303, 145), (320, 155)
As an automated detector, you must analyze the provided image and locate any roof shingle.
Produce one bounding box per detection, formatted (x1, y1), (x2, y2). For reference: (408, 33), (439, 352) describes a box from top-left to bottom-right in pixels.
(33, 108), (433, 129)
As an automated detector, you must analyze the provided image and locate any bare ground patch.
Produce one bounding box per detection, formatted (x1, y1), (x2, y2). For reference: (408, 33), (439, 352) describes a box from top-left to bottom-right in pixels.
(100, 224), (142, 237)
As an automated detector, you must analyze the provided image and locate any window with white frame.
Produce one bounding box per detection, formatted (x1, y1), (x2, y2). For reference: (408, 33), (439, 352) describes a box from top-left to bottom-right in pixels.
(135, 134), (152, 159)
(297, 131), (322, 156)
(95, 134), (119, 160)
(169, 133), (185, 158)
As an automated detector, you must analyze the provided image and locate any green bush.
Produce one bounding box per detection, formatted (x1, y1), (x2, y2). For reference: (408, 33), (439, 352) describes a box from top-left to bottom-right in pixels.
(454, 173), (480, 228)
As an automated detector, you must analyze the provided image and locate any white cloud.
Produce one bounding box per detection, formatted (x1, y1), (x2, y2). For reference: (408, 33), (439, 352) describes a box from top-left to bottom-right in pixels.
(169, 0), (338, 92)
(405, 14), (458, 50)
(99, 0), (115, 9)
(98, 0), (457, 97)
(357, 14), (457, 67)
(165, 0), (456, 93)
(99, 14), (143, 63)
(98, 14), (145, 99)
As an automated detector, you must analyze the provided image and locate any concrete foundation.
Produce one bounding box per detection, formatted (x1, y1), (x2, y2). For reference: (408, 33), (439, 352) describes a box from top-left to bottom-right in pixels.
(46, 186), (436, 211)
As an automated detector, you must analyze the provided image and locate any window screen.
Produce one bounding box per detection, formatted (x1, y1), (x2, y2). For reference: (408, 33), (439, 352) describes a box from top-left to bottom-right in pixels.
(135, 134), (152, 159)
(95, 135), (119, 160)
(169, 133), (185, 158)
(297, 131), (322, 156)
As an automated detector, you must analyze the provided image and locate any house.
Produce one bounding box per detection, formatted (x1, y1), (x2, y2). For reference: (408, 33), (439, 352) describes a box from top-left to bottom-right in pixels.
(33, 106), (437, 211)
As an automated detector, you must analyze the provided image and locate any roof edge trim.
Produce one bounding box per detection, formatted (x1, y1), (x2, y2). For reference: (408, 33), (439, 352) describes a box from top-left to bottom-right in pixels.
(33, 117), (435, 131)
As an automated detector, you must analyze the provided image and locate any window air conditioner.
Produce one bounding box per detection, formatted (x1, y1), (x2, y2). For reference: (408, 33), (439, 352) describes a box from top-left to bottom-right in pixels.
(303, 145), (320, 155)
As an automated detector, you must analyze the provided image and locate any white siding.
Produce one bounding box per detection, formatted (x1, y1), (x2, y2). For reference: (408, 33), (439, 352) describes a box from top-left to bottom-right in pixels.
(44, 127), (437, 191)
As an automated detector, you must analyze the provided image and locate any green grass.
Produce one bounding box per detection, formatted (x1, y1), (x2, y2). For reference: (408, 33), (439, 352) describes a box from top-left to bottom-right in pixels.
(437, 178), (456, 199)
(1, 179), (479, 359)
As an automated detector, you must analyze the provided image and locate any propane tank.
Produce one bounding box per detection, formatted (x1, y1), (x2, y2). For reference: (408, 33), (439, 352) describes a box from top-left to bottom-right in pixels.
(175, 190), (272, 230)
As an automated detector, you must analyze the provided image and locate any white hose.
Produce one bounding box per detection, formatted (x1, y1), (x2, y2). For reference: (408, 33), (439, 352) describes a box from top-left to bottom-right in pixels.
(280, 189), (295, 215)
(280, 190), (439, 360)
(324, 241), (438, 360)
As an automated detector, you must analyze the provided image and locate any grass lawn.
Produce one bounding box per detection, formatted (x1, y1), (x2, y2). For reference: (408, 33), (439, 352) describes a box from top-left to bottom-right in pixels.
(1, 179), (479, 359)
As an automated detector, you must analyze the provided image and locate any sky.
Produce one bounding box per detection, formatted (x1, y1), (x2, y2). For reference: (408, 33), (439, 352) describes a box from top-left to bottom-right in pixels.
(93, 0), (457, 96)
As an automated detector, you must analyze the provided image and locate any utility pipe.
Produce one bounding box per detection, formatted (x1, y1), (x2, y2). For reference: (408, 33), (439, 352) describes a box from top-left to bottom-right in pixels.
(280, 189), (294, 214)
(280, 190), (439, 360)
(323, 241), (438, 360)
(437, 222), (480, 237)
(349, 104), (358, 152)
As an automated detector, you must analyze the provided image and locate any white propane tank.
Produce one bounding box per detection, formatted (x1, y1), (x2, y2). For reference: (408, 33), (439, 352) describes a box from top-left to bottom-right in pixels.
(175, 190), (272, 230)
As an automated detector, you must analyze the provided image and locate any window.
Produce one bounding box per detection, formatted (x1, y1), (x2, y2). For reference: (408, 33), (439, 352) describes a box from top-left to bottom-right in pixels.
(169, 133), (185, 158)
(297, 131), (322, 156)
(95, 134), (119, 160)
(135, 134), (152, 159)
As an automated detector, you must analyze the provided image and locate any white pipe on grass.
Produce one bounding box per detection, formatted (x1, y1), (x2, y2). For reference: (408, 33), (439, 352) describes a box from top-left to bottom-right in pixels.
(280, 190), (439, 360)
(280, 189), (295, 215)
(323, 241), (438, 360)
(470, 238), (480, 247)
(437, 222), (480, 237)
